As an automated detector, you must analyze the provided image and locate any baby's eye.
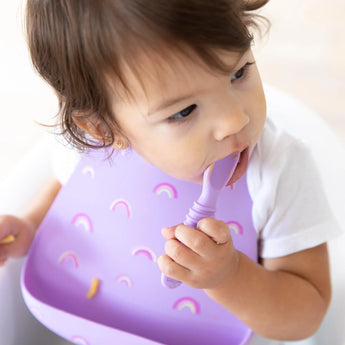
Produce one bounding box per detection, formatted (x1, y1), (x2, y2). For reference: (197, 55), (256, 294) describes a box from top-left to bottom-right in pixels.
(231, 62), (255, 82)
(168, 104), (197, 122)
(231, 67), (245, 81)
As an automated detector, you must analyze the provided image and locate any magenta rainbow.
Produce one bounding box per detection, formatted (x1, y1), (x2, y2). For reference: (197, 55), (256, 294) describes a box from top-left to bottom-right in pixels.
(226, 221), (243, 235)
(58, 251), (80, 268)
(173, 297), (200, 314)
(131, 246), (157, 263)
(29, 306), (43, 321)
(116, 274), (133, 288)
(71, 213), (93, 233)
(81, 165), (96, 179)
(70, 335), (90, 345)
(120, 148), (131, 156)
(153, 183), (178, 199)
(110, 199), (132, 218)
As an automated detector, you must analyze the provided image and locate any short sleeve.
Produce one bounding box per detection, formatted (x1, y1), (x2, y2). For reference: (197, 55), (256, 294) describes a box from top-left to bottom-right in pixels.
(248, 119), (341, 258)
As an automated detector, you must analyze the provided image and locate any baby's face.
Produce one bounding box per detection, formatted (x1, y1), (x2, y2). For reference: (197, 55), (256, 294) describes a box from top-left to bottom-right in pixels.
(110, 49), (266, 184)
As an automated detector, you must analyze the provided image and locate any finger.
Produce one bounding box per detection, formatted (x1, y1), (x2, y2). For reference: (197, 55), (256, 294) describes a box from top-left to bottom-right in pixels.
(0, 252), (8, 266)
(0, 241), (13, 260)
(164, 237), (201, 269)
(161, 225), (179, 240)
(0, 227), (32, 259)
(0, 235), (15, 245)
(197, 218), (232, 245)
(174, 224), (216, 257)
(0, 216), (18, 237)
(157, 253), (190, 282)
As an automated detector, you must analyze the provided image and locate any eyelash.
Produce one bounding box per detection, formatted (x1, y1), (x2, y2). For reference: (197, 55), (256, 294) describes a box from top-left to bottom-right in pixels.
(167, 61), (255, 123)
(231, 62), (255, 82)
(167, 104), (197, 122)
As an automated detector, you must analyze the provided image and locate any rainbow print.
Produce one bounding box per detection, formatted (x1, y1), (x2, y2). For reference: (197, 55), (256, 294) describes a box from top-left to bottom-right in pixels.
(82, 165), (96, 179)
(173, 297), (200, 315)
(226, 221), (243, 235)
(131, 246), (157, 263)
(153, 183), (178, 199)
(71, 213), (93, 233)
(116, 274), (133, 288)
(58, 251), (80, 268)
(29, 306), (43, 321)
(120, 148), (130, 157)
(71, 335), (90, 345)
(109, 199), (132, 218)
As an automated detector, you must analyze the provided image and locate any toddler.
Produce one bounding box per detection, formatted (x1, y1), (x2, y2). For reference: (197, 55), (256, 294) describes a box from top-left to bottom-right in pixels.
(0, 0), (341, 344)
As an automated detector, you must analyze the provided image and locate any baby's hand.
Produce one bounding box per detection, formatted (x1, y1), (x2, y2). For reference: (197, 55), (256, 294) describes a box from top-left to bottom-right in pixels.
(0, 215), (36, 266)
(158, 218), (239, 289)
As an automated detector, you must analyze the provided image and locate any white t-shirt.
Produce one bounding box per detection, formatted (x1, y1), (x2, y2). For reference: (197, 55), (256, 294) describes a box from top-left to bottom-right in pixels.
(248, 117), (340, 258)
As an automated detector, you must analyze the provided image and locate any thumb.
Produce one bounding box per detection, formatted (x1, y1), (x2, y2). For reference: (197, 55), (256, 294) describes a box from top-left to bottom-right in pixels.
(161, 224), (181, 240)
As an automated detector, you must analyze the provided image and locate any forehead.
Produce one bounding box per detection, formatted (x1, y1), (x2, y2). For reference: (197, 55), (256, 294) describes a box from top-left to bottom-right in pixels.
(109, 48), (243, 113)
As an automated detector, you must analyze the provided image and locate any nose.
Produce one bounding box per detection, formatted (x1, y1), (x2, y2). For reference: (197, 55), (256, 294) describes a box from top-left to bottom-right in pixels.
(212, 101), (249, 141)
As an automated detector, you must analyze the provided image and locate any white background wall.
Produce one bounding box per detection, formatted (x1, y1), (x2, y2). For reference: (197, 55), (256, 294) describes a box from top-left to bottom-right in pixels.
(0, 0), (57, 182)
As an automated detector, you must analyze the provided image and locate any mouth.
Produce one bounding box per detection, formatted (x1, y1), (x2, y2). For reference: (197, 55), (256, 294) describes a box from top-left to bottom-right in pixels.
(226, 147), (250, 186)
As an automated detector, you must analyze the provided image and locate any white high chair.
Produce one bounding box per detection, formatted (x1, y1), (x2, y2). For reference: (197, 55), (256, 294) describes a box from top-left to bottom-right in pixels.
(0, 85), (344, 345)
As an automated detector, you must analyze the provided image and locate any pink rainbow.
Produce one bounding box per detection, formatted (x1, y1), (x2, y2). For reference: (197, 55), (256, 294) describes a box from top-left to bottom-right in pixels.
(226, 221), (243, 235)
(131, 246), (157, 263)
(71, 335), (90, 345)
(110, 199), (131, 217)
(173, 297), (200, 315)
(58, 251), (80, 268)
(29, 306), (43, 320)
(120, 148), (131, 156)
(82, 165), (95, 179)
(116, 275), (133, 288)
(153, 183), (178, 199)
(71, 213), (93, 233)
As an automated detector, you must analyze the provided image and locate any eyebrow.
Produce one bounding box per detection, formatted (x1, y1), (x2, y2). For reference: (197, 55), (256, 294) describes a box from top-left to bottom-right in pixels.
(147, 51), (247, 116)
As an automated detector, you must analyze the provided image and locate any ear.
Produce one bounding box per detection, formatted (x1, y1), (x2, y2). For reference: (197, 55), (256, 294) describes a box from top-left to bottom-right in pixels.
(73, 116), (103, 141)
(73, 116), (129, 150)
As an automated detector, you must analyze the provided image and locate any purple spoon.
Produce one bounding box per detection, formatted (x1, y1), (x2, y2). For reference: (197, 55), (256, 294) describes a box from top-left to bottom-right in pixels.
(162, 153), (240, 288)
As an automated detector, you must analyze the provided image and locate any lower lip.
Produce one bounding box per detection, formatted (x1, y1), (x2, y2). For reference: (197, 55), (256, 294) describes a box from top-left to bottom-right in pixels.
(227, 147), (250, 186)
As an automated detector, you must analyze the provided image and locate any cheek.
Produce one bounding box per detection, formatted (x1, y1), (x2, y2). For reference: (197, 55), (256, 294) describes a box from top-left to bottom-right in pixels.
(116, 111), (206, 182)
(250, 81), (266, 133)
(257, 92), (267, 129)
(134, 138), (205, 182)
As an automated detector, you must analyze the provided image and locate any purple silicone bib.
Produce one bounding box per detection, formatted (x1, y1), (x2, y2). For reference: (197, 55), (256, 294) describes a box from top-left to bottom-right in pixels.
(21, 148), (257, 345)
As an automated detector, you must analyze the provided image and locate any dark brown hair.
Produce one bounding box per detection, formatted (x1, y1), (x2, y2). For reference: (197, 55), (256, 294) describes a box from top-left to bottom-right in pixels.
(25, 0), (269, 150)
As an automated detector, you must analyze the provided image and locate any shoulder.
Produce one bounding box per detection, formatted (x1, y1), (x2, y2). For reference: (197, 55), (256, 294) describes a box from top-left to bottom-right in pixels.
(248, 117), (309, 195)
(248, 118), (340, 258)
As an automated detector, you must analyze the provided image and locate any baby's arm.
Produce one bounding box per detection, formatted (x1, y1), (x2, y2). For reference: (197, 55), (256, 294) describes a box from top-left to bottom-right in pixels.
(0, 177), (61, 266)
(158, 218), (331, 341)
(206, 240), (330, 340)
